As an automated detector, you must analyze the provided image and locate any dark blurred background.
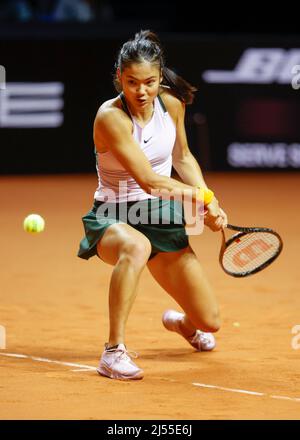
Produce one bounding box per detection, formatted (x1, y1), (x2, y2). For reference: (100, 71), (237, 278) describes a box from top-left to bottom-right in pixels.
(1, 0), (300, 174)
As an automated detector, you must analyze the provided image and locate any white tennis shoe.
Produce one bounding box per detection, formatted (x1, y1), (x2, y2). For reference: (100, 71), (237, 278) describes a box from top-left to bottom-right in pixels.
(162, 309), (216, 351)
(97, 343), (144, 381)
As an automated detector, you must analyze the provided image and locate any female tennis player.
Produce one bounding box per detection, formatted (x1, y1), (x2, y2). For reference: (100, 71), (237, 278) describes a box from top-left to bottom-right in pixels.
(78, 30), (227, 380)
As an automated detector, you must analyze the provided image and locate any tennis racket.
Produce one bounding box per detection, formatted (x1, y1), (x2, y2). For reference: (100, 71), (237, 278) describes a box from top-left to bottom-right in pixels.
(219, 223), (283, 277)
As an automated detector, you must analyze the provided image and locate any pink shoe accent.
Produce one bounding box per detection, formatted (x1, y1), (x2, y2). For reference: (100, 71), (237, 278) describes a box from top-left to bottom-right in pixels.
(97, 343), (144, 381)
(162, 309), (216, 352)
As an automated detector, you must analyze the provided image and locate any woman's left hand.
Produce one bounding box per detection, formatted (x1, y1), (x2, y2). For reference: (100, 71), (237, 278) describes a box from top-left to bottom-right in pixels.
(204, 198), (228, 232)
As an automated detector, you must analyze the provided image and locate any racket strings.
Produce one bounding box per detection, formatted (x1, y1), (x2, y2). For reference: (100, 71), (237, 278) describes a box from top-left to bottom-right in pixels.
(222, 231), (281, 275)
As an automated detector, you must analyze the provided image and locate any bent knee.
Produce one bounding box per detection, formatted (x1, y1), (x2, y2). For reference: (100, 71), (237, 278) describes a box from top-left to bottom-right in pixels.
(193, 311), (221, 333)
(119, 239), (152, 267)
(202, 320), (221, 333)
(97, 224), (152, 266)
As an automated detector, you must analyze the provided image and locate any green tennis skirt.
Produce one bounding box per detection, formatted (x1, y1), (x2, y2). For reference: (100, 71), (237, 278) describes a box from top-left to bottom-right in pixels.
(77, 198), (189, 261)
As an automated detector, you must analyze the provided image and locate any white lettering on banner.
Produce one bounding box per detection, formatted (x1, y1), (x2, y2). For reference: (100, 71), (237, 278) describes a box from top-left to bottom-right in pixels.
(227, 143), (300, 168)
(202, 49), (300, 84)
(0, 82), (64, 128)
(0, 65), (5, 89)
(291, 65), (300, 90)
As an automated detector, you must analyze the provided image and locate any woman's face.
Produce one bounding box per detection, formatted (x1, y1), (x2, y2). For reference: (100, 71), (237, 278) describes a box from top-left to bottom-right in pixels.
(118, 61), (161, 109)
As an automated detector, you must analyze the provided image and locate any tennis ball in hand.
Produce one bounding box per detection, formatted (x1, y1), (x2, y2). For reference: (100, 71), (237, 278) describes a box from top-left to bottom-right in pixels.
(23, 214), (45, 234)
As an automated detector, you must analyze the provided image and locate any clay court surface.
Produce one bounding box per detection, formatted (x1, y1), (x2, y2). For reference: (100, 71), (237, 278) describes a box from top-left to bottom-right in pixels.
(1, 172), (299, 420)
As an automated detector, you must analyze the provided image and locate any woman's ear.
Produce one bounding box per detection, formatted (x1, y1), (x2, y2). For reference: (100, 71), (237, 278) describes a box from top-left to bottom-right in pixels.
(160, 69), (163, 83)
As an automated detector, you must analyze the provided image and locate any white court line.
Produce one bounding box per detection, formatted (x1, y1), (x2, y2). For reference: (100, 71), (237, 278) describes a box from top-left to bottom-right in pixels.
(71, 368), (97, 372)
(192, 382), (300, 403)
(1, 352), (300, 403)
(0, 352), (97, 371)
(270, 395), (300, 402)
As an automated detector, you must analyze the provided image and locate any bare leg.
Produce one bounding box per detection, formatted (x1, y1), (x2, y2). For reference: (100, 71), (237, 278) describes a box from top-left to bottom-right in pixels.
(97, 223), (152, 346)
(147, 245), (221, 333)
(108, 255), (145, 345)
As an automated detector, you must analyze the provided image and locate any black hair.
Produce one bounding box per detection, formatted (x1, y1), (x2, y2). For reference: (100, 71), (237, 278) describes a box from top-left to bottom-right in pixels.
(113, 30), (197, 105)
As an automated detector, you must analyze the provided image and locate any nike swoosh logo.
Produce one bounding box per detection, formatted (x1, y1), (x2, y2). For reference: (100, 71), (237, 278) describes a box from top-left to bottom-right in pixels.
(144, 137), (152, 143)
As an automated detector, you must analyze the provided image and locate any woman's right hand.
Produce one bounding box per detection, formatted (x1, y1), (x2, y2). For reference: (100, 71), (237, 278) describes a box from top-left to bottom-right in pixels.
(204, 198), (228, 232)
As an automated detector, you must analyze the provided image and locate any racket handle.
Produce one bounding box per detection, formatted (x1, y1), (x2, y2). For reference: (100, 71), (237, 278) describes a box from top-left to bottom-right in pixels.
(225, 224), (242, 231)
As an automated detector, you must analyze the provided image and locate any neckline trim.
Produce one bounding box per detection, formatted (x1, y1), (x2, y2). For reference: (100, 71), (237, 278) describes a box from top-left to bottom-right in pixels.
(120, 93), (167, 129)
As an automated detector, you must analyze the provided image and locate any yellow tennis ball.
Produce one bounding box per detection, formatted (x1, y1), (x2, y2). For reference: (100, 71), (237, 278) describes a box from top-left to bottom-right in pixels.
(23, 214), (45, 234)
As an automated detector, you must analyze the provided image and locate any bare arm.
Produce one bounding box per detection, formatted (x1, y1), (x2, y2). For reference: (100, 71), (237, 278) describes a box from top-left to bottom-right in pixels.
(171, 100), (208, 188)
(170, 98), (227, 229)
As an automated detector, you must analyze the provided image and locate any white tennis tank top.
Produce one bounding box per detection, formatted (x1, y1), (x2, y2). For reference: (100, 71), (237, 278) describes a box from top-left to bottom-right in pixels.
(94, 94), (176, 202)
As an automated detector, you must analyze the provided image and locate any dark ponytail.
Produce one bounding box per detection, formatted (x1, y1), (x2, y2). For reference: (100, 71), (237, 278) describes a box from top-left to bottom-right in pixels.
(113, 30), (197, 105)
(162, 66), (197, 105)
